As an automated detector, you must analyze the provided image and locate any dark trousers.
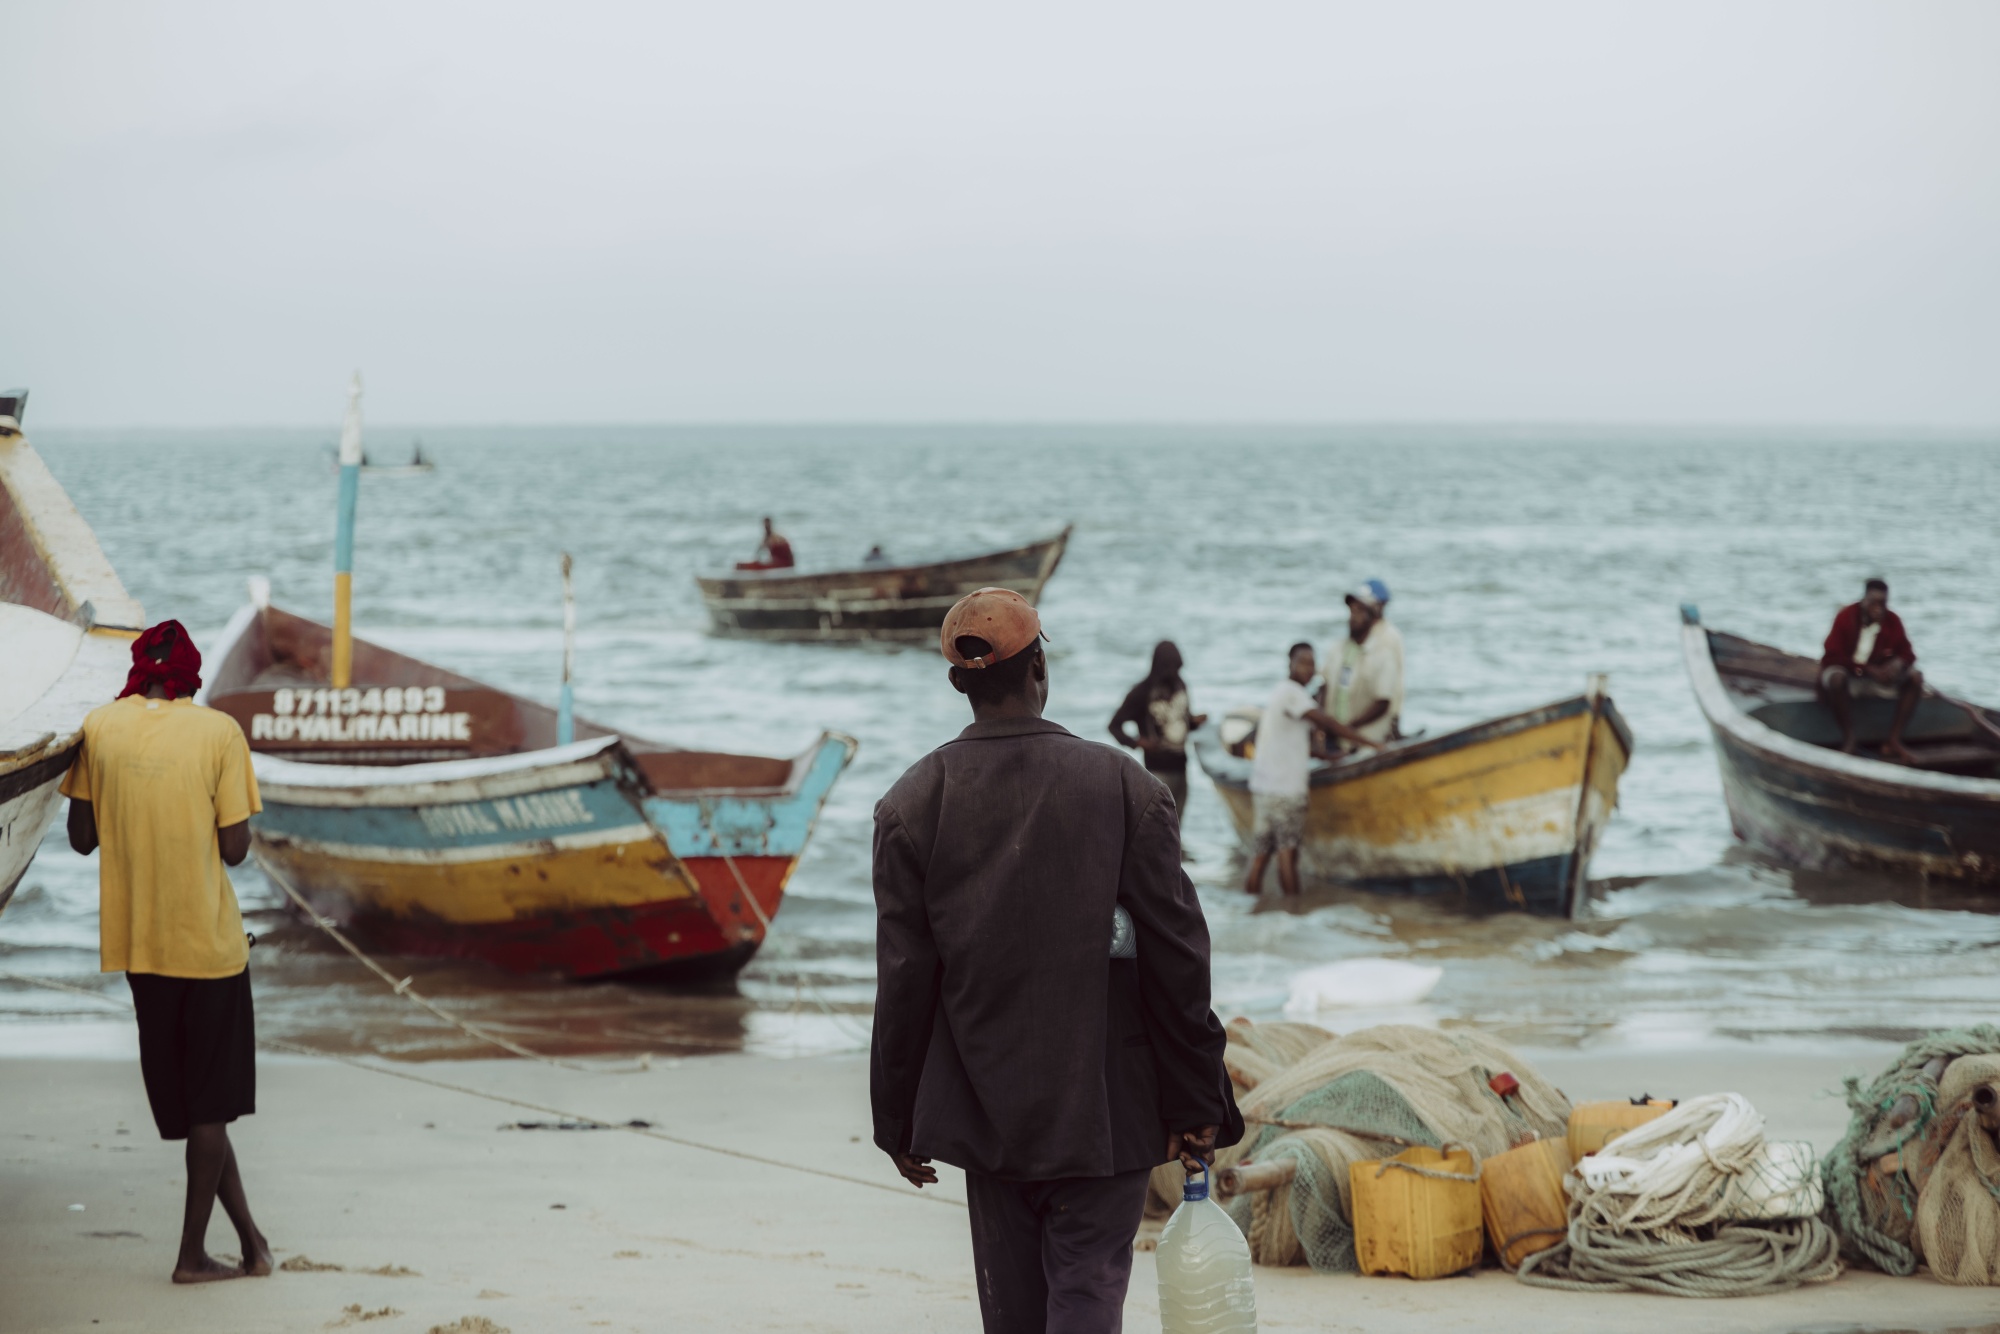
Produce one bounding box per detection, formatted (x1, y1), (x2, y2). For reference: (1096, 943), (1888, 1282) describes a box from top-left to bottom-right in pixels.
(965, 1167), (1152, 1334)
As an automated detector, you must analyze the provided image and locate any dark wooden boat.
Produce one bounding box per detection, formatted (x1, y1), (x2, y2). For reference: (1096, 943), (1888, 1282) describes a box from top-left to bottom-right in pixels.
(1681, 605), (2000, 883)
(695, 526), (1071, 641)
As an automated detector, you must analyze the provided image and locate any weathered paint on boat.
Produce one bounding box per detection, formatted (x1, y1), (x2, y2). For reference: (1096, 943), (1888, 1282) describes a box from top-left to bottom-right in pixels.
(1, 398), (145, 916)
(1681, 607), (2000, 884)
(1191, 685), (1631, 917)
(200, 600), (857, 978)
(695, 526), (1071, 641)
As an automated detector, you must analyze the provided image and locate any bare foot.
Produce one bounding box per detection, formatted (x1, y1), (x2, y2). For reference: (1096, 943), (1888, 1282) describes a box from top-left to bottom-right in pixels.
(1882, 740), (1918, 766)
(1840, 736), (1859, 755)
(172, 1254), (247, 1284)
(241, 1234), (274, 1277)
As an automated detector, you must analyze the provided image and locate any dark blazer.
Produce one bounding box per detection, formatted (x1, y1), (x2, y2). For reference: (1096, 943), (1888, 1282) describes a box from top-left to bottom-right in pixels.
(870, 716), (1242, 1181)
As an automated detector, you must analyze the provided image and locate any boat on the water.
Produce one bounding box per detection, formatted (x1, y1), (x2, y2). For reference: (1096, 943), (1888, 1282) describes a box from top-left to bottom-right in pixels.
(197, 593), (857, 979)
(361, 439), (435, 477)
(1190, 677), (1632, 918)
(695, 526), (1072, 641)
(1680, 605), (2000, 883)
(0, 388), (147, 916)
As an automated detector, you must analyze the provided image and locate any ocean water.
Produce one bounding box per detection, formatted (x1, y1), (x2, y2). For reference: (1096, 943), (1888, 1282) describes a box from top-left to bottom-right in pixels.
(6, 425), (1999, 1060)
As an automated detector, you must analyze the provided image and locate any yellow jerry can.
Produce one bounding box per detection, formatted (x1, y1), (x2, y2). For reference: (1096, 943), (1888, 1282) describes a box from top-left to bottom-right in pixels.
(1566, 1098), (1674, 1162)
(1349, 1145), (1483, 1279)
(1479, 1136), (1571, 1270)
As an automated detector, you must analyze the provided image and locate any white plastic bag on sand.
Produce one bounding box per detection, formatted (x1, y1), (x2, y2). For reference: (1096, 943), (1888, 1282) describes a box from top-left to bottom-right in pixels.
(1283, 959), (1441, 1014)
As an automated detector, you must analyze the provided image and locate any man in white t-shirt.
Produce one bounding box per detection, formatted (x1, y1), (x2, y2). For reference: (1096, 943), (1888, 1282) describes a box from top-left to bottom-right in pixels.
(1244, 643), (1383, 897)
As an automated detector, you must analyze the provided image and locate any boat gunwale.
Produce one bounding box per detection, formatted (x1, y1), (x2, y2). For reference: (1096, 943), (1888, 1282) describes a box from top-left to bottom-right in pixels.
(1190, 690), (1632, 794)
(2, 429), (145, 764)
(1680, 615), (2000, 802)
(692, 525), (1071, 592)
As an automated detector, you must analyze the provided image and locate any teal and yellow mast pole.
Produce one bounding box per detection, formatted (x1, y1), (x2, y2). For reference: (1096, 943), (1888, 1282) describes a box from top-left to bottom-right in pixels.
(557, 552), (576, 745)
(331, 372), (363, 689)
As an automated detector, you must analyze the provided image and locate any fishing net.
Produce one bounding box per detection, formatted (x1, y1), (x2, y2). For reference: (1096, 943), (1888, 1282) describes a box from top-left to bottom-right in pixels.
(1221, 1018), (1339, 1092)
(1820, 1026), (2000, 1275)
(1222, 1025), (1569, 1272)
(1913, 1054), (2000, 1286)
(1146, 1018), (1339, 1217)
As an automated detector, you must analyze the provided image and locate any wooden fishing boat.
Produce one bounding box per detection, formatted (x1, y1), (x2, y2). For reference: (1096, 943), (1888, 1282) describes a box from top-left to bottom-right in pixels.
(197, 592), (857, 979)
(1190, 678), (1632, 918)
(1680, 605), (2000, 883)
(0, 389), (147, 916)
(695, 526), (1072, 641)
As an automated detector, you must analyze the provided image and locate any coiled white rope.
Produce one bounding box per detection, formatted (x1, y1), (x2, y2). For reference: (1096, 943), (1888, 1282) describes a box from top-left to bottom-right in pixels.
(1518, 1093), (1842, 1297)
(1572, 1093), (1771, 1233)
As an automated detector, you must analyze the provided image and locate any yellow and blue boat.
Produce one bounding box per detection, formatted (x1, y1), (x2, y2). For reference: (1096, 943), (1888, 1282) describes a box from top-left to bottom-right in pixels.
(199, 597), (856, 979)
(1191, 678), (1631, 918)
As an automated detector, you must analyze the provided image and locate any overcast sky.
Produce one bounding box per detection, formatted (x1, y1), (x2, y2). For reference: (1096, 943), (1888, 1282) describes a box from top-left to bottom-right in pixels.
(3, 1), (1996, 427)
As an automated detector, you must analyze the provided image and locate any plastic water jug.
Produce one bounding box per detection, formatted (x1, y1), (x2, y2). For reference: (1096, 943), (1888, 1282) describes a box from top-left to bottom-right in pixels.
(1156, 1165), (1257, 1334)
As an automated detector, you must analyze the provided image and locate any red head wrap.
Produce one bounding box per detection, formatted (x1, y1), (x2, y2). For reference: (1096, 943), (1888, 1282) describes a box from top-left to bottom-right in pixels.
(118, 620), (204, 700)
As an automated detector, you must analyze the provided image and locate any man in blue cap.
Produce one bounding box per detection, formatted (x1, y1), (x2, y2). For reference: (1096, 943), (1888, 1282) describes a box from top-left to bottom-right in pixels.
(1325, 579), (1403, 752)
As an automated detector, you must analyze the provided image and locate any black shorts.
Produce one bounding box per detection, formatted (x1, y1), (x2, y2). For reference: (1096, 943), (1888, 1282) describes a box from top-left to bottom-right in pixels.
(127, 968), (256, 1141)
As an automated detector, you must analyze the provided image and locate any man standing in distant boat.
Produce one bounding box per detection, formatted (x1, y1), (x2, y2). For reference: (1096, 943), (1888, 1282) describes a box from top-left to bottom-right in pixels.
(738, 516), (795, 570)
(61, 621), (273, 1285)
(1323, 580), (1404, 754)
(1244, 642), (1381, 898)
(1109, 641), (1207, 837)
(1819, 577), (1925, 762)
(872, 588), (1241, 1334)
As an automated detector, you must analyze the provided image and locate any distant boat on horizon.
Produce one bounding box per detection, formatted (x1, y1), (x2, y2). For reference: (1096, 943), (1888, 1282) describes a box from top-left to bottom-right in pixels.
(325, 437), (436, 476)
(695, 525), (1071, 642)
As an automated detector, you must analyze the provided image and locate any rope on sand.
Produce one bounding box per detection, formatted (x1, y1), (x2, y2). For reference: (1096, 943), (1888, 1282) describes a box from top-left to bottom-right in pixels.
(1515, 1093), (1842, 1298)
(715, 848), (872, 1048)
(0, 969), (961, 1209)
(268, 878), (657, 1073)
(1517, 1216), (1840, 1297)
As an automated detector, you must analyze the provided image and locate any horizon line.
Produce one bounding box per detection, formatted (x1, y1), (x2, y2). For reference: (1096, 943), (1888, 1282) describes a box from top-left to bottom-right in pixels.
(28, 417), (2000, 436)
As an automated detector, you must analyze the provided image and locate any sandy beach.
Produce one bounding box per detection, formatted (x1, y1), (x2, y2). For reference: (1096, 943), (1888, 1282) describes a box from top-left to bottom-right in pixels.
(4, 1041), (1996, 1334)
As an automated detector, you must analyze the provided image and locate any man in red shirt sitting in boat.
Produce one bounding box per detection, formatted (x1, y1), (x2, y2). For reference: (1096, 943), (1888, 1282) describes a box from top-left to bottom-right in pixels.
(735, 516), (796, 571)
(1819, 577), (1925, 762)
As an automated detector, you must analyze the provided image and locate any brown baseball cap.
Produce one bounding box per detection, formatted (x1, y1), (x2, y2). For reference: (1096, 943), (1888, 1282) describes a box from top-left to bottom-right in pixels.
(940, 588), (1048, 668)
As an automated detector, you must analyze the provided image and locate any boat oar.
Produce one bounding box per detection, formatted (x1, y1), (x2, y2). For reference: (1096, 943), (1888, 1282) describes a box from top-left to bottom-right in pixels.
(557, 552), (576, 746)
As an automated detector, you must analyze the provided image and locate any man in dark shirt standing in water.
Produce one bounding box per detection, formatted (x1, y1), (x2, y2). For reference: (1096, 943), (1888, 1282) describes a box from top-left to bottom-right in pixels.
(872, 588), (1241, 1334)
(1108, 640), (1206, 834)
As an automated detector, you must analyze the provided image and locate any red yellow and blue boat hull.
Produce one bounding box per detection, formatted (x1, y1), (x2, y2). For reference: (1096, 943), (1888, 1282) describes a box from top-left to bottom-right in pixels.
(247, 733), (854, 980)
(200, 599), (858, 980)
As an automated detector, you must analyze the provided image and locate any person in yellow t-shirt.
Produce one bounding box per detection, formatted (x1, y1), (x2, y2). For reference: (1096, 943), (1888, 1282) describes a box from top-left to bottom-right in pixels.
(61, 620), (272, 1286)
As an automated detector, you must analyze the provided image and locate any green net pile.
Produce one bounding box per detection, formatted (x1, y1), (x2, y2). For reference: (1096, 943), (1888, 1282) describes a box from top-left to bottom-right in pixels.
(1197, 1024), (1571, 1272)
(1820, 1025), (2000, 1276)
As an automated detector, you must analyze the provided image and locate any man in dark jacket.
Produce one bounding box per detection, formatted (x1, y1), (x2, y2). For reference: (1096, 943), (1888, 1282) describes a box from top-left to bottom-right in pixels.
(872, 588), (1242, 1334)
(1819, 577), (1924, 762)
